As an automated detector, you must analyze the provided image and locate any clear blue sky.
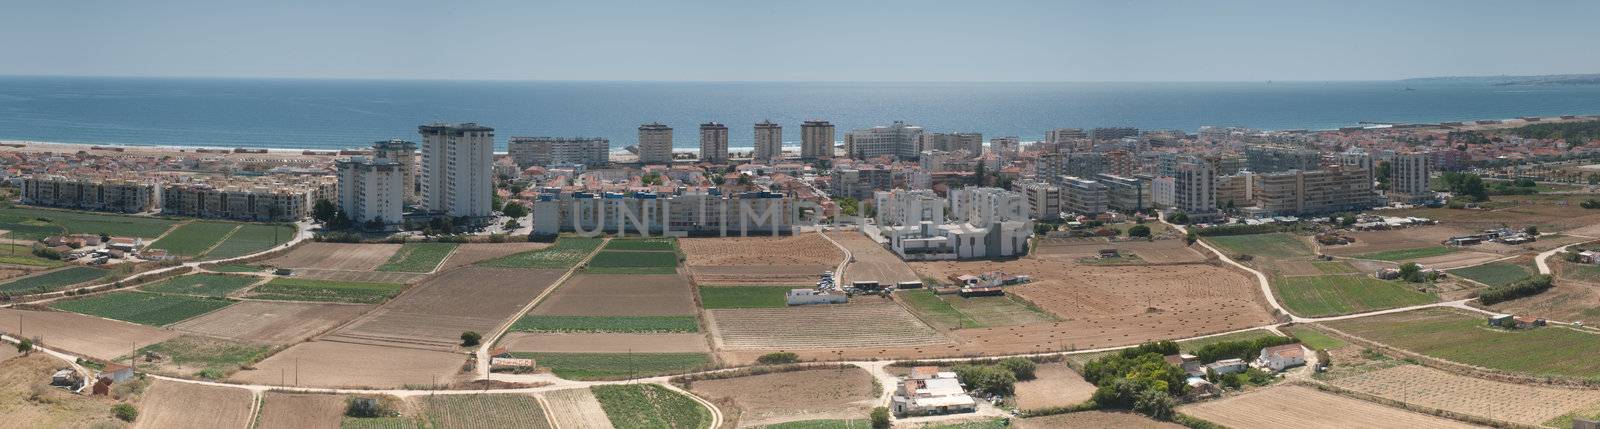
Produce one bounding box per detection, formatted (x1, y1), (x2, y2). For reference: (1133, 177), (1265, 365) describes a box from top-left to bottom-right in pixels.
(4, 0), (1597, 82)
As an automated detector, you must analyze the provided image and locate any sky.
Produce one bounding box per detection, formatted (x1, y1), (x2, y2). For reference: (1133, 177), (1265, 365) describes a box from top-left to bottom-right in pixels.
(3, 0), (1599, 82)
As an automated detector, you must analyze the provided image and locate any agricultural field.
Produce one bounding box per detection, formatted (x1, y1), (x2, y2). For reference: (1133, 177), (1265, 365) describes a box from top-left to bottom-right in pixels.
(706, 300), (949, 352)
(325, 267), (560, 350)
(140, 273), (260, 297)
(532, 274), (698, 317)
(436, 242), (549, 270)
(201, 223), (295, 259)
(147, 220), (236, 256)
(0, 243), (66, 267)
(1390, 194), (1600, 233)
(1284, 325), (1347, 350)
(898, 288), (1056, 330)
(0, 266), (106, 294)
(231, 341), (466, 389)
(1312, 260), (1359, 274)
(131, 334), (273, 378)
(700, 285), (792, 309)
(50, 291), (234, 326)
(518, 352), (711, 380)
(0, 308), (179, 360)
(477, 237), (602, 269)
(584, 250), (679, 274)
(1325, 308), (1600, 379)
(510, 315), (700, 333)
(688, 367), (877, 428)
(1273, 274), (1436, 317)
(500, 332), (710, 353)
(681, 234), (841, 285)
(760, 421), (873, 429)
(173, 300), (373, 344)
(256, 392), (346, 429)
(1355, 246), (1459, 261)
(1202, 233), (1313, 258)
(135, 379), (257, 429)
(827, 231), (919, 284)
(1013, 363), (1096, 412)
(290, 268), (425, 284)
(592, 384), (713, 429)
(1177, 385), (1477, 429)
(0, 207), (178, 239)
(898, 289), (980, 329)
(418, 394), (552, 429)
(1328, 364), (1600, 427)
(1014, 412), (1183, 429)
(543, 388), (617, 429)
(376, 242), (458, 272)
(0, 354), (130, 428)
(1448, 261), (1536, 287)
(247, 277), (405, 304)
(604, 238), (677, 251)
(266, 243), (401, 271)
(207, 264), (263, 273)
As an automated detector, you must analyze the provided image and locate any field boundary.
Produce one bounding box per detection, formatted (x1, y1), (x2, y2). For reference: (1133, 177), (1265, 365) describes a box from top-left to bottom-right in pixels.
(1317, 318), (1600, 390)
(477, 237), (612, 378)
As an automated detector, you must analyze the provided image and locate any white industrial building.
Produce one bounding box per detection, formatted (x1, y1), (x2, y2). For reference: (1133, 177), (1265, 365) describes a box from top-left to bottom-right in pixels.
(335, 156), (405, 230)
(418, 122), (494, 219)
(875, 187), (1031, 260)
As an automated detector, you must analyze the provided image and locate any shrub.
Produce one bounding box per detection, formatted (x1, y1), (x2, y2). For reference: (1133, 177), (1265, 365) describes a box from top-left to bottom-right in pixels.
(997, 357), (1037, 381)
(15, 338), (31, 355)
(1168, 211), (1189, 225)
(870, 407), (890, 428)
(1478, 274), (1554, 305)
(1192, 336), (1298, 363)
(196, 368), (225, 380)
(460, 331), (482, 347)
(1127, 224), (1152, 238)
(1582, 199), (1600, 209)
(345, 396), (392, 418)
(951, 364), (1017, 395)
(111, 403), (138, 422)
(1185, 231), (1197, 245)
(1133, 388), (1176, 420)
(756, 352), (799, 365)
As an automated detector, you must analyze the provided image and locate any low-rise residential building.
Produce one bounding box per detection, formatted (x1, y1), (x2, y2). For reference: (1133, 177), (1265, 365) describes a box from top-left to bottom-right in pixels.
(20, 176), (159, 213)
(1254, 344), (1307, 372)
(891, 368), (977, 417)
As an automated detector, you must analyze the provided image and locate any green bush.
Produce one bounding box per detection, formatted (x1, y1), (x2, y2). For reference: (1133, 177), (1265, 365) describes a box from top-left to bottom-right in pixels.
(870, 407), (890, 428)
(951, 364), (1017, 395)
(111, 403), (138, 422)
(1478, 274), (1554, 305)
(460, 331), (482, 347)
(756, 352), (799, 365)
(997, 357), (1037, 381)
(1192, 336), (1299, 363)
(1127, 224), (1152, 238)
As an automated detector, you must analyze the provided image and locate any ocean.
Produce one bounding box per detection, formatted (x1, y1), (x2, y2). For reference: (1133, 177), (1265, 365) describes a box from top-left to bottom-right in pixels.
(1, 76), (1599, 152)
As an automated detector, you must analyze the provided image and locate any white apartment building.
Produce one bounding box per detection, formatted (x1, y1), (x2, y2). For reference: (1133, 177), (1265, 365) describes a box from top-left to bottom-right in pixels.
(1060, 176), (1109, 215)
(418, 122), (494, 218)
(878, 187), (1031, 260)
(801, 120), (835, 159)
(371, 139), (417, 203)
(990, 136), (1020, 159)
(1015, 180), (1061, 220)
(1152, 176), (1176, 208)
(1174, 156), (1219, 220)
(531, 190), (800, 236)
(1386, 151), (1432, 202)
(920, 132), (982, 158)
(508, 137), (609, 168)
(753, 120), (783, 162)
(335, 156), (404, 229)
(699, 122), (729, 164)
(845, 121), (924, 160)
(874, 189), (947, 227)
(21, 176), (159, 213)
(637, 122), (674, 164)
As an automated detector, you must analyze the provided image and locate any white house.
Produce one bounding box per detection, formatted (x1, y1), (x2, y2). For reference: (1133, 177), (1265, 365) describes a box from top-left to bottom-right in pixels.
(1254, 344), (1307, 372)
(1205, 358), (1248, 375)
(891, 367), (977, 417)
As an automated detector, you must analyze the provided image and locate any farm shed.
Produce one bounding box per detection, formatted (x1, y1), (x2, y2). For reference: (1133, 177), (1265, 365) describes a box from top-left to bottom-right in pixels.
(1206, 358), (1248, 375)
(787, 288), (848, 306)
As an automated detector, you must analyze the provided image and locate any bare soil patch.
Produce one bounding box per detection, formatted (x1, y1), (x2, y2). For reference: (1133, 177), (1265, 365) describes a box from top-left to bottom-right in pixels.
(290, 269), (427, 284)
(1014, 363), (1096, 411)
(532, 274), (697, 317)
(1492, 263), (1600, 321)
(266, 243), (400, 271)
(1177, 385), (1479, 429)
(0, 354), (127, 428)
(543, 388), (616, 429)
(440, 242), (550, 270)
(1016, 411), (1183, 429)
(681, 234), (842, 267)
(172, 300), (373, 344)
(827, 231), (918, 284)
(0, 308), (179, 360)
(134, 379), (255, 429)
(231, 341), (467, 388)
(1116, 239), (1208, 263)
(1330, 364), (1600, 426)
(688, 367), (878, 428)
(690, 265), (833, 286)
(1323, 225), (1475, 256)
(1412, 251), (1506, 269)
(1033, 236), (1111, 258)
(257, 392), (345, 429)
(325, 267), (562, 350)
(500, 332), (710, 353)
(706, 299), (947, 351)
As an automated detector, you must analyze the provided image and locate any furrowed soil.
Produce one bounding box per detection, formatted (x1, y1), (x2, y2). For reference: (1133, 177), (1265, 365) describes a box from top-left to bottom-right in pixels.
(826, 231), (919, 284)
(688, 367), (878, 428)
(324, 267), (562, 351)
(1015, 411), (1183, 429)
(266, 243), (401, 270)
(682, 234), (841, 285)
(438, 242), (550, 270)
(1177, 385), (1479, 429)
(707, 298), (948, 352)
(0, 308), (179, 360)
(134, 379), (255, 429)
(500, 332), (710, 353)
(231, 341), (467, 389)
(256, 392), (346, 429)
(172, 300), (373, 344)
(543, 388), (616, 429)
(1328, 364), (1600, 426)
(531, 274), (698, 317)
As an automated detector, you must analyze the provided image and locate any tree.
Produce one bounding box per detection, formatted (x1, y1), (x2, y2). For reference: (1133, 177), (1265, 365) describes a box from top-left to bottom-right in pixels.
(1168, 211), (1189, 225)
(491, 194), (504, 212)
(997, 357), (1037, 381)
(1524, 225), (1539, 236)
(112, 403), (139, 422)
(1127, 224), (1152, 238)
(870, 407), (890, 429)
(1398, 262), (1423, 283)
(16, 338), (31, 355)
(502, 201), (528, 219)
(1184, 231), (1198, 246)
(1133, 389), (1176, 420)
(312, 198), (338, 224)
(756, 352), (799, 365)
(951, 364), (1017, 395)
(364, 217), (385, 231)
(460, 331), (482, 347)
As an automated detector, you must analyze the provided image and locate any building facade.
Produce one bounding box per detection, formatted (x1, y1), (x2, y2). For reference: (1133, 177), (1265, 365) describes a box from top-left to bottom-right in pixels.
(845, 121), (924, 160)
(1256, 165), (1378, 215)
(1215, 172), (1258, 210)
(419, 122), (495, 218)
(508, 137), (609, 168)
(335, 156), (404, 229)
(1060, 176), (1109, 215)
(161, 183), (317, 221)
(531, 190), (799, 236)
(370, 139), (417, 203)
(699, 122), (729, 164)
(1174, 156), (1218, 218)
(921, 132), (982, 158)
(1097, 173), (1150, 212)
(879, 187), (1031, 260)
(20, 176), (158, 213)
(1245, 145), (1323, 173)
(800, 120), (835, 159)
(1015, 180), (1060, 220)
(753, 120), (783, 162)
(637, 122), (674, 165)
(1387, 151), (1432, 202)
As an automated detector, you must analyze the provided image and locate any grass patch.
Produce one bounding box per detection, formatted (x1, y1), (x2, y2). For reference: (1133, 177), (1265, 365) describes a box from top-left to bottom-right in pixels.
(147, 221), (237, 256)
(760, 420), (871, 429)
(510, 315), (699, 333)
(917, 419), (1010, 429)
(248, 278), (404, 304)
(341, 417), (422, 429)
(1203, 233), (1312, 258)
(603, 238), (677, 252)
(1448, 262), (1535, 287)
(899, 289), (982, 329)
(1275, 274), (1436, 317)
(0, 266), (107, 294)
(1284, 326), (1347, 350)
(140, 273), (260, 297)
(50, 291), (233, 326)
(208, 264), (262, 273)
(375, 242), (457, 272)
(418, 394), (547, 429)
(1354, 246), (1458, 261)
(203, 223), (294, 259)
(0, 244), (66, 267)
(478, 237), (602, 269)
(132, 335), (272, 378)
(592, 383), (713, 429)
(945, 295), (1058, 326)
(1311, 260), (1358, 274)
(0, 207), (178, 239)
(519, 353), (711, 380)
(699, 286), (792, 309)
(587, 251), (677, 268)
(1327, 308), (1600, 379)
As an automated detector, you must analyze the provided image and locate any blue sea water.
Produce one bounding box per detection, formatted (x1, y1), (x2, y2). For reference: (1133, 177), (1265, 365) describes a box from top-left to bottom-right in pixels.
(1, 76), (1598, 151)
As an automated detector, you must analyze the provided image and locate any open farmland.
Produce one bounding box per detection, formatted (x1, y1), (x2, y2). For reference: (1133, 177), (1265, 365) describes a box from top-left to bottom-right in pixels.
(604, 238), (677, 251)
(0, 354), (130, 428)
(1113, 239), (1208, 263)
(132, 334), (273, 378)
(688, 367), (877, 428)
(173, 300), (373, 344)
(324, 267), (561, 350)
(706, 300), (948, 350)
(0, 211), (67, 240)
(827, 231), (918, 284)
(1015, 412), (1183, 429)
(140, 273), (261, 297)
(0, 308), (179, 360)
(257, 392), (347, 429)
(267, 242), (401, 270)
(1448, 261), (1536, 287)
(419, 394), (552, 429)
(1177, 385), (1478, 429)
(202, 223), (295, 259)
(50, 291), (234, 326)
(1013, 363), (1096, 412)
(247, 277), (405, 304)
(897, 287), (1058, 330)
(700, 285), (792, 309)
(0, 207), (178, 238)
(1202, 233), (1313, 258)
(1273, 274), (1436, 317)
(1489, 260), (1600, 321)
(584, 249), (679, 274)
(0, 266), (105, 294)
(510, 315), (700, 333)
(1329, 364), (1600, 426)
(500, 332), (710, 353)
(147, 220), (236, 256)
(518, 352), (711, 380)
(681, 234), (841, 285)
(436, 242), (549, 269)
(232, 341), (466, 388)
(376, 242), (458, 272)
(532, 274), (697, 316)
(289, 268), (426, 284)
(1325, 307), (1600, 379)
(592, 384), (714, 429)
(1356, 246), (1460, 261)
(134, 379), (256, 429)
(0, 243), (66, 267)
(544, 388), (617, 429)
(1390, 195), (1600, 233)
(477, 237), (602, 269)
(1324, 225), (1474, 255)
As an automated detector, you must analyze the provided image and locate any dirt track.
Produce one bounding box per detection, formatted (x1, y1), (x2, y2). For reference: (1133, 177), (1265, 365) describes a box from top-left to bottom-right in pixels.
(827, 231), (918, 284)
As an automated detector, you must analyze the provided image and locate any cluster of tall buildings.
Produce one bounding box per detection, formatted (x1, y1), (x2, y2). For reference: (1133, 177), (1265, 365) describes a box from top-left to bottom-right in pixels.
(630, 120), (838, 165)
(874, 187), (1031, 260)
(333, 122), (497, 229)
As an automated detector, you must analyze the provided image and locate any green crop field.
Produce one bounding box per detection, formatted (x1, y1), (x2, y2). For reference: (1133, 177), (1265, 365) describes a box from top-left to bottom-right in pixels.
(946, 295), (1058, 326)
(1284, 326), (1347, 350)
(141, 273), (260, 297)
(1312, 260), (1359, 274)
(419, 394), (551, 429)
(510, 315), (699, 333)
(0, 266), (107, 294)
(51, 291), (234, 326)
(202, 223), (294, 259)
(134, 335), (273, 378)
(762, 420), (872, 429)
(699, 286), (791, 309)
(1203, 233), (1312, 258)
(207, 264), (262, 273)
(517, 353), (710, 381)
(900, 289), (982, 329)
(376, 243), (458, 272)
(592, 384), (713, 429)
(603, 238), (677, 251)
(582, 249), (679, 274)
(147, 221), (237, 256)
(1354, 246), (1458, 262)
(248, 278), (404, 304)
(918, 419), (1009, 429)
(341, 417), (422, 429)
(0, 244), (66, 268)
(0, 207), (178, 239)
(1327, 308), (1600, 379)
(1448, 262), (1535, 287)
(1274, 274), (1435, 317)
(478, 237), (602, 269)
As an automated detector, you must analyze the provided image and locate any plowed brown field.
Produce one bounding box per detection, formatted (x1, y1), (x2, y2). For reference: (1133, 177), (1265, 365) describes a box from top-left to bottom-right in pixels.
(1177, 385), (1480, 429)
(0, 308), (179, 360)
(134, 379), (255, 429)
(324, 267), (561, 350)
(531, 274), (697, 316)
(173, 300), (372, 344)
(266, 243), (399, 270)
